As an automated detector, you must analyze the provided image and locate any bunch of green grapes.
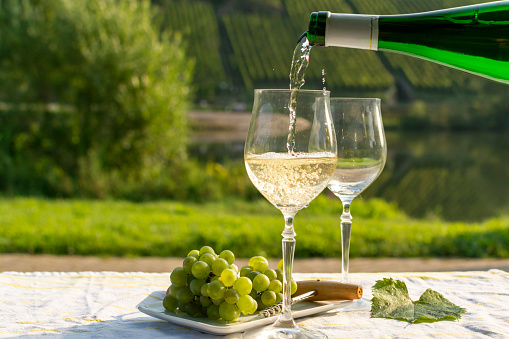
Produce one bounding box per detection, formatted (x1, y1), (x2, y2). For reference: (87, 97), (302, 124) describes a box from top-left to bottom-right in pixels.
(163, 246), (297, 322)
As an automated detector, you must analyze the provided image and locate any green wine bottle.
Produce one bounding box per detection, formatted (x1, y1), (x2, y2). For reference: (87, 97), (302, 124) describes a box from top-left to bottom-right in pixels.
(307, 1), (509, 84)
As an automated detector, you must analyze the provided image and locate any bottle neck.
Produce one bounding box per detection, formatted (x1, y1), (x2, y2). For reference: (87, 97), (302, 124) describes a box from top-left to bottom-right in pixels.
(308, 11), (328, 46)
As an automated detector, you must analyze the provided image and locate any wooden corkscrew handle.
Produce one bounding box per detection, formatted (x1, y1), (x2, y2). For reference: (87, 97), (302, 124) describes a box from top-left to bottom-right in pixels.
(293, 279), (363, 301)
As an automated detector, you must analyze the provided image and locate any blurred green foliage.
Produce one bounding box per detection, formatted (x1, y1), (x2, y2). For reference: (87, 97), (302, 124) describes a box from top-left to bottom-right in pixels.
(0, 0), (192, 198)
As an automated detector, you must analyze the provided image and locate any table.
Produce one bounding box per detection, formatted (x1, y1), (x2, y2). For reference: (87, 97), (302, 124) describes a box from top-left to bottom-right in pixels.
(1, 270), (508, 338)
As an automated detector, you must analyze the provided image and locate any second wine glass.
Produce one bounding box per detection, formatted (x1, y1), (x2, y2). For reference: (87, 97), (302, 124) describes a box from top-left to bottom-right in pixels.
(328, 98), (386, 283)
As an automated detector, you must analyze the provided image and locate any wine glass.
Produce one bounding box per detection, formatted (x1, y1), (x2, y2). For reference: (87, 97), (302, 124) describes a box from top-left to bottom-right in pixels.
(244, 89), (337, 339)
(327, 98), (386, 283)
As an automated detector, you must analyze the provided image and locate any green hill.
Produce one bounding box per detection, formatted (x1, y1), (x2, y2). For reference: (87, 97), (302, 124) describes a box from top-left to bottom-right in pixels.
(156, 0), (500, 104)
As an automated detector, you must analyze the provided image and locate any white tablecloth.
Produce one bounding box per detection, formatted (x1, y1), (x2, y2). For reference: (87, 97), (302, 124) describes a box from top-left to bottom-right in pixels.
(1, 270), (508, 338)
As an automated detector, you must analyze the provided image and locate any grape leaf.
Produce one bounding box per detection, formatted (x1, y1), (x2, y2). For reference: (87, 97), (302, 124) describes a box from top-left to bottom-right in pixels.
(370, 278), (466, 323)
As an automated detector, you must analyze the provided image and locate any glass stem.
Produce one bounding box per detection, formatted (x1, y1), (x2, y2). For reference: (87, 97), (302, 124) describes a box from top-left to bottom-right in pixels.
(340, 200), (353, 283)
(275, 211), (298, 327)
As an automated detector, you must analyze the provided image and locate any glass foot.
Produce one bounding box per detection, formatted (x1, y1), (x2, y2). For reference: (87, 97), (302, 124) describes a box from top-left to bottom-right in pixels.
(241, 324), (327, 339)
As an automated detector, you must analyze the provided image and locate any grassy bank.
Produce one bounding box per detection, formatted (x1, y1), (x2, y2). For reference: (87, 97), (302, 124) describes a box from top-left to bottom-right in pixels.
(0, 196), (507, 259)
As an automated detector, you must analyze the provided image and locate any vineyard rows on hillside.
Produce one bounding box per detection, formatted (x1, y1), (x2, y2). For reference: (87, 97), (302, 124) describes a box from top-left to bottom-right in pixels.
(161, 1), (227, 98)
(159, 0), (497, 100)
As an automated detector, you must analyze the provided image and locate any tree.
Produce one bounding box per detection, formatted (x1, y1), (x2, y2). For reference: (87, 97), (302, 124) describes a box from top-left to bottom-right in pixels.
(0, 0), (193, 197)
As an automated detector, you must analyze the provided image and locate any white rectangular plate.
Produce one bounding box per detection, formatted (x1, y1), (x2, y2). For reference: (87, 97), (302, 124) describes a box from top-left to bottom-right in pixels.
(139, 299), (359, 335)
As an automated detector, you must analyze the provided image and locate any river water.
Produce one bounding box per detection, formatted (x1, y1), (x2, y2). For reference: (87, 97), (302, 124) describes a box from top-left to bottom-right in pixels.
(364, 131), (509, 221)
(189, 112), (509, 222)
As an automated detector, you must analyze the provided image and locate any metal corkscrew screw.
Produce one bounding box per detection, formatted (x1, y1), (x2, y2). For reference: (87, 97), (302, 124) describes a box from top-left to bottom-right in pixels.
(259, 290), (318, 317)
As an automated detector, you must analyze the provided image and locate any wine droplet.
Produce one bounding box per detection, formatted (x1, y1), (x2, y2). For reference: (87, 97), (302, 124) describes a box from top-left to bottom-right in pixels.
(322, 69), (326, 91)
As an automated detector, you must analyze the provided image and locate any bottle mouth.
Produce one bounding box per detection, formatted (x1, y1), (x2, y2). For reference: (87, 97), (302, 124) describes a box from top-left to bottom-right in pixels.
(307, 11), (329, 46)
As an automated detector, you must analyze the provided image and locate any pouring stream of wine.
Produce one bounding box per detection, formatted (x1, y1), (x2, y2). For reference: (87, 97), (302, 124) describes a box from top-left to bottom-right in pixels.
(287, 34), (312, 153)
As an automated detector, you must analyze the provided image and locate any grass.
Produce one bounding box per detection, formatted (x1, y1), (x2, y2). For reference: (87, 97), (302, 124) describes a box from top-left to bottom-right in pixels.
(0, 196), (508, 259)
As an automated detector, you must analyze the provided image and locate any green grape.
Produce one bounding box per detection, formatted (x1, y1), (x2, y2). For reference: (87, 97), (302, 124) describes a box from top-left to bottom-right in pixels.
(219, 302), (240, 321)
(240, 266), (253, 277)
(291, 279), (298, 295)
(236, 295), (255, 314)
(249, 255), (268, 267)
(190, 279), (206, 295)
(210, 275), (221, 282)
(201, 283), (210, 297)
(169, 284), (180, 298)
(188, 249), (200, 258)
(249, 299), (258, 315)
(191, 261), (210, 279)
(163, 294), (178, 312)
(261, 290), (277, 306)
(176, 286), (194, 304)
(247, 271), (260, 281)
(264, 269), (277, 281)
(182, 256), (198, 274)
(275, 269), (283, 282)
(170, 267), (188, 287)
(199, 253), (216, 267)
(249, 288), (258, 299)
(221, 268), (237, 287)
(229, 264), (239, 274)
(248, 256), (268, 273)
(211, 258), (229, 276)
(178, 301), (188, 311)
(256, 296), (266, 310)
(200, 295), (212, 308)
(224, 289), (240, 304)
(252, 261), (268, 273)
(199, 245), (215, 257)
(185, 302), (202, 317)
(206, 304), (221, 320)
(268, 279), (282, 293)
(277, 259), (283, 270)
(276, 292), (283, 304)
(253, 274), (270, 292)
(208, 280), (226, 300)
(211, 297), (224, 306)
(233, 277), (252, 296)
(219, 250), (235, 265)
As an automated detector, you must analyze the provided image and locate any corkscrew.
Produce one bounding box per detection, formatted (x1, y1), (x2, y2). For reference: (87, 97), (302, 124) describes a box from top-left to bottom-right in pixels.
(259, 279), (363, 317)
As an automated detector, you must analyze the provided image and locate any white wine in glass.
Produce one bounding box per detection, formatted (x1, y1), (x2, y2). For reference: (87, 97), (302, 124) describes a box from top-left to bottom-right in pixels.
(328, 98), (386, 283)
(244, 89), (337, 339)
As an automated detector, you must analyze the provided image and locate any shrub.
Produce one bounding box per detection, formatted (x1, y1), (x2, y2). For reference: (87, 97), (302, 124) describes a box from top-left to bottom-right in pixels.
(0, 0), (192, 197)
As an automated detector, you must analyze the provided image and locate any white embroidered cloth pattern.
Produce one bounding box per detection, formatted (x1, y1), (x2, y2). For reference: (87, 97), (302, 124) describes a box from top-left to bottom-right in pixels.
(1, 270), (508, 338)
